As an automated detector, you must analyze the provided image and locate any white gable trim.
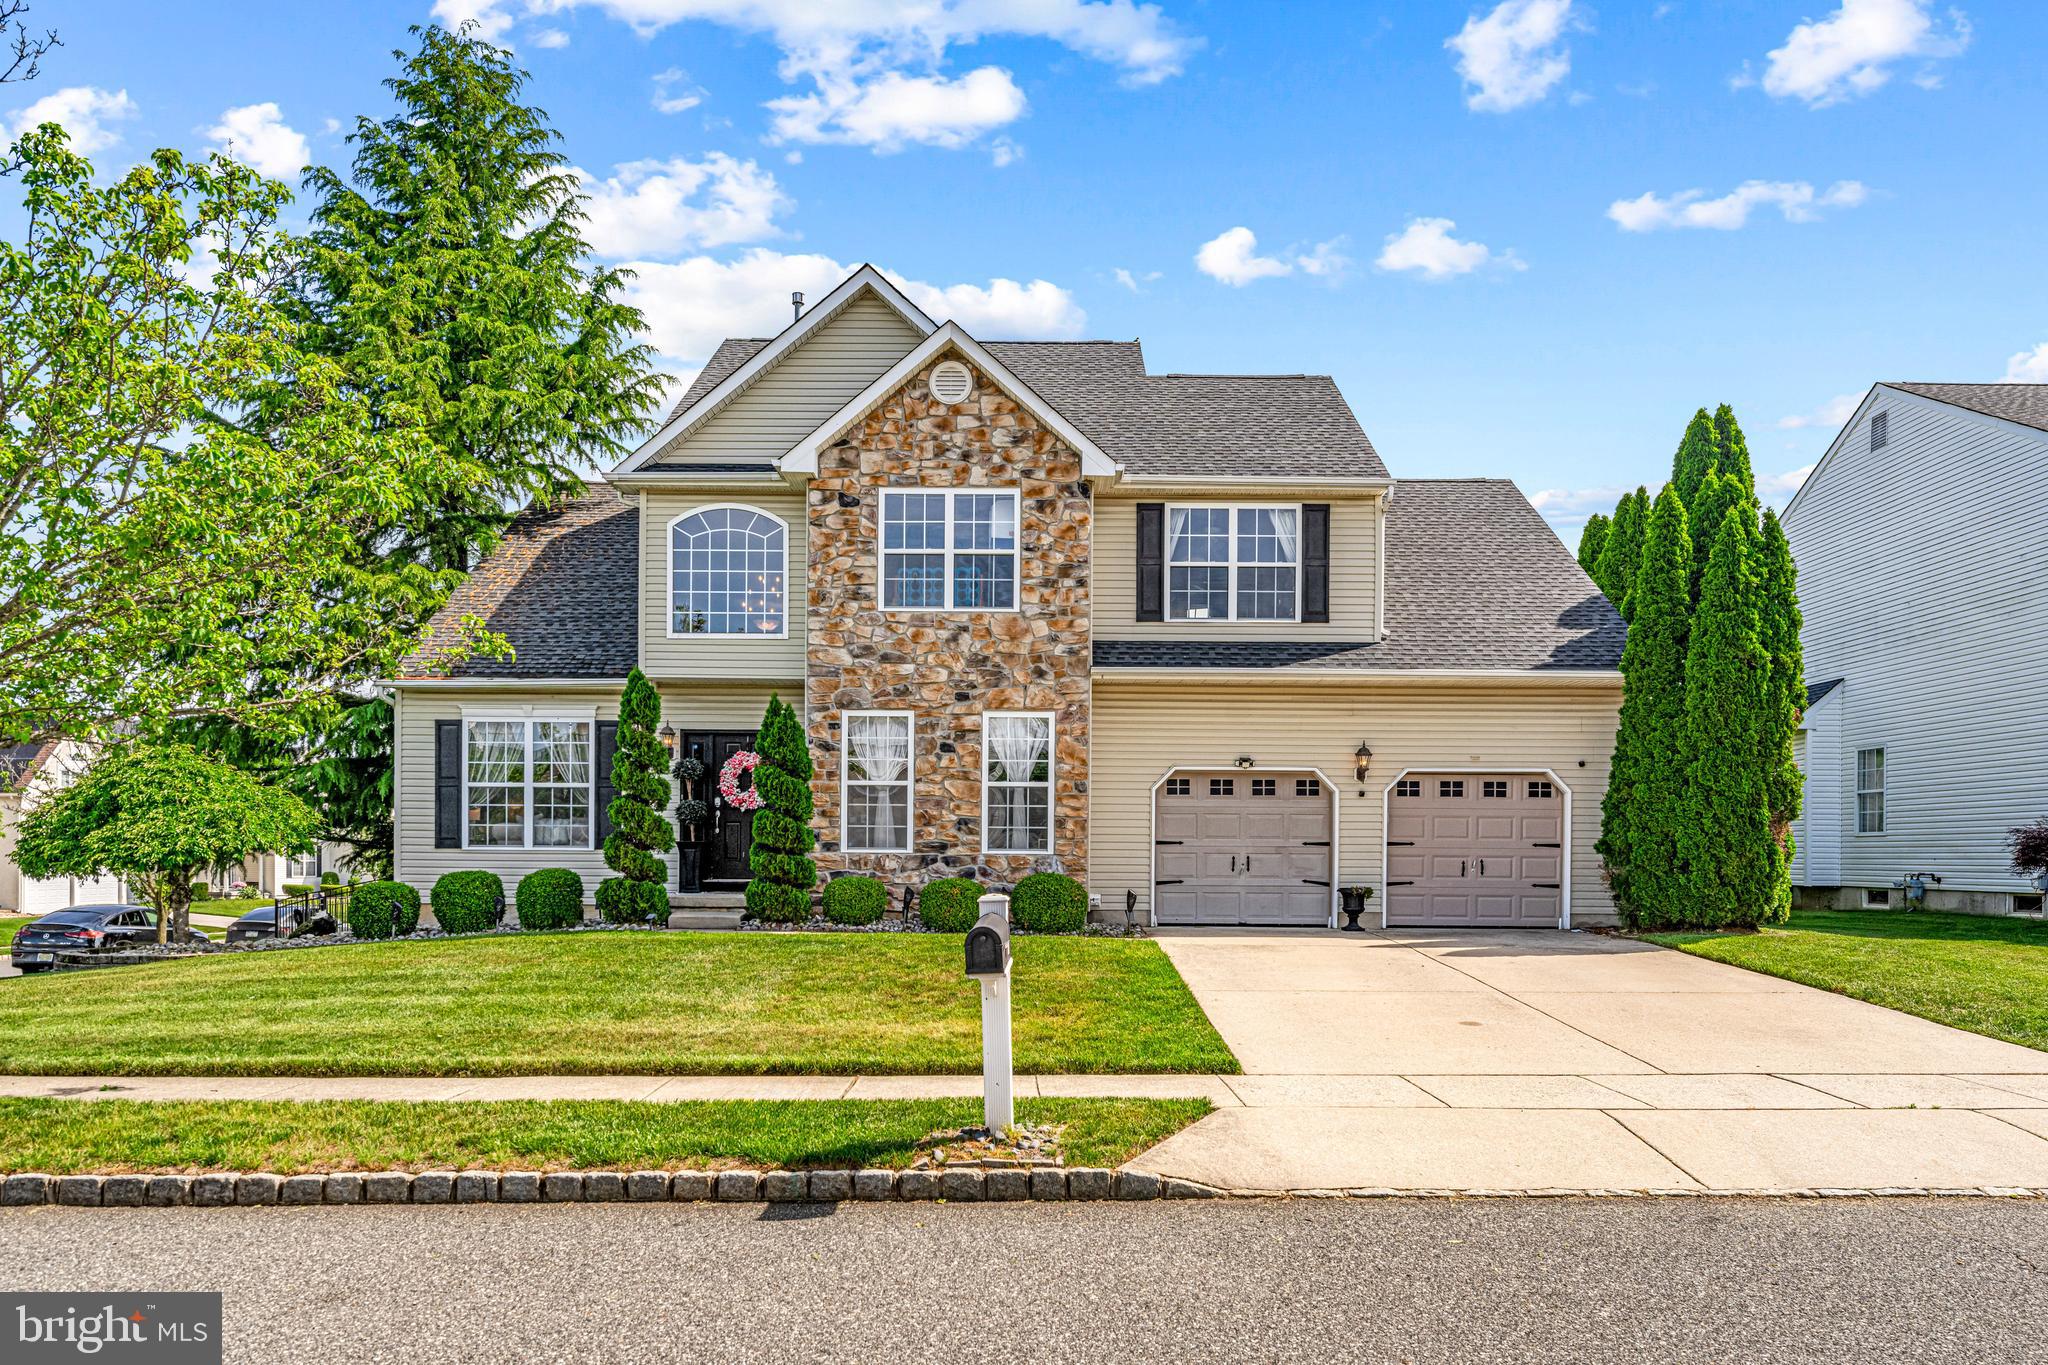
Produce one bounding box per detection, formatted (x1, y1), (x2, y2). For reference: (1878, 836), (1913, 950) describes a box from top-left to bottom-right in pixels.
(1784, 383), (2048, 523)
(779, 322), (1120, 479)
(612, 265), (935, 476)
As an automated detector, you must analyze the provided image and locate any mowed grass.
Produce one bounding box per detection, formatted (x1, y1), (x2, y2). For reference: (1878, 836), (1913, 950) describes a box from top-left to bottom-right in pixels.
(0, 1096), (1210, 1175)
(1648, 909), (2048, 1052)
(0, 931), (1237, 1076)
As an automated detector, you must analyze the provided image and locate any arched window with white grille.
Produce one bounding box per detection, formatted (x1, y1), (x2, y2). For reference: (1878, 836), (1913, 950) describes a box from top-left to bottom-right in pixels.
(669, 505), (788, 636)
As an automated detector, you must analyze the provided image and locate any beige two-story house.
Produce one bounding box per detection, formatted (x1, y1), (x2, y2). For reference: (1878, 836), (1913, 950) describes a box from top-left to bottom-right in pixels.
(392, 266), (1625, 928)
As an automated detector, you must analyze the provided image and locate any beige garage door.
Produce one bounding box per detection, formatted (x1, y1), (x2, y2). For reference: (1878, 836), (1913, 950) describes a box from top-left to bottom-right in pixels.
(1155, 771), (1332, 926)
(1385, 773), (1564, 928)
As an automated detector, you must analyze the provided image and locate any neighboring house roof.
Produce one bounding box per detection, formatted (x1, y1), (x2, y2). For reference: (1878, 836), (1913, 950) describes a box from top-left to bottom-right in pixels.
(1886, 383), (2048, 434)
(398, 483), (638, 681)
(0, 739), (57, 791)
(1806, 677), (1843, 708)
(1094, 480), (1624, 674)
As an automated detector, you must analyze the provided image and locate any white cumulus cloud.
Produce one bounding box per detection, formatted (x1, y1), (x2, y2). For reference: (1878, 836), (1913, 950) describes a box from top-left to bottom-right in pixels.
(1777, 393), (1863, 430)
(768, 66), (1026, 151)
(1758, 464), (1815, 503)
(204, 103), (310, 180)
(1446, 0), (1580, 112)
(577, 154), (791, 259)
(8, 85), (137, 154)
(530, 27), (571, 48)
(1608, 179), (1868, 231)
(1194, 227), (1347, 287)
(2002, 344), (2048, 383)
(651, 67), (704, 115)
(1757, 0), (1971, 107)
(1374, 218), (1523, 279)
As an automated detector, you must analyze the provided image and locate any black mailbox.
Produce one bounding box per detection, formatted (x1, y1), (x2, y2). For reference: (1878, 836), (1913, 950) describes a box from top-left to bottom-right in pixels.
(965, 922), (1010, 977)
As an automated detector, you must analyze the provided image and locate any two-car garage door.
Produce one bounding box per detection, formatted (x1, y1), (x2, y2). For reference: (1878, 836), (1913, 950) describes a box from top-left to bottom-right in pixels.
(1154, 772), (1332, 926)
(1385, 773), (1564, 928)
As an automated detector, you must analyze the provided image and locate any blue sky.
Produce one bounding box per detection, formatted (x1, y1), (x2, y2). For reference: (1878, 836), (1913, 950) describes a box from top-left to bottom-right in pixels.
(35, 0), (2048, 536)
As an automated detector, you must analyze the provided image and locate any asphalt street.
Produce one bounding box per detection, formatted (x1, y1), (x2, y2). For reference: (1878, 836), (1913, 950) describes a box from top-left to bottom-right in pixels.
(8, 1198), (2046, 1363)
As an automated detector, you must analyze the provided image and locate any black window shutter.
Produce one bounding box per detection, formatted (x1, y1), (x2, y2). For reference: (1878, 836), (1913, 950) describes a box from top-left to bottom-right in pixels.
(1136, 502), (1165, 621)
(594, 721), (620, 848)
(434, 720), (461, 849)
(1302, 504), (1331, 623)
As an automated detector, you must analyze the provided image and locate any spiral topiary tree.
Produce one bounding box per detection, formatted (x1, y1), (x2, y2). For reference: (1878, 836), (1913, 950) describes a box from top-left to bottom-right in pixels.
(744, 694), (816, 922)
(598, 668), (673, 924)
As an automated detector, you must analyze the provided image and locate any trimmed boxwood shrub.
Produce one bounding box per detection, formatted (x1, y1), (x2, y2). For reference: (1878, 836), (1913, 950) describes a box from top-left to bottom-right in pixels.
(916, 877), (982, 933)
(282, 882), (318, 898)
(431, 870), (504, 935)
(822, 875), (887, 926)
(597, 876), (666, 925)
(320, 870), (341, 886)
(516, 868), (585, 930)
(1012, 872), (1088, 934)
(188, 881), (211, 901)
(347, 880), (422, 941)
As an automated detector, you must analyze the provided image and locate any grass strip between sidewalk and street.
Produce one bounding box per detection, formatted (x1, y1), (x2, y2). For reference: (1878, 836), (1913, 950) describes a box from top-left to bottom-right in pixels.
(1648, 909), (2048, 1053)
(0, 1096), (1211, 1175)
(0, 930), (1238, 1076)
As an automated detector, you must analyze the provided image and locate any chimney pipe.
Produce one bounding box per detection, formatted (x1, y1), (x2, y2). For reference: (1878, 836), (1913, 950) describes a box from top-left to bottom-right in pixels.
(791, 291), (804, 322)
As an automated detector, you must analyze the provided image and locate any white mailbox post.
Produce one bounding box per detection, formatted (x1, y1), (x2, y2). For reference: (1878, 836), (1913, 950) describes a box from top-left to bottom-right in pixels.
(962, 892), (1014, 1132)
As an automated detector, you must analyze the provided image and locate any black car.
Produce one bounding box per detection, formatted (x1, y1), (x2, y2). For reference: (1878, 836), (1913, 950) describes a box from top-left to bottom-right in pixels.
(225, 902), (337, 944)
(9, 905), (209, 972)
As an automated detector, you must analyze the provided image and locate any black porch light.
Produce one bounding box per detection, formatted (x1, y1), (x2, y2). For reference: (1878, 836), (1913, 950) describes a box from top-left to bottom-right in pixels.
(1354, 743), (1373, 785)
(658, 723), (678, 753)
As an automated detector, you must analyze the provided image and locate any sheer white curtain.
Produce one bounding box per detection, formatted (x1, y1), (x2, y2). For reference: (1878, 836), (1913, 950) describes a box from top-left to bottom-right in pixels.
(1167, 507), (1194, 558)
(848, 714), (912, 850)
(1268, 507), (1298, 565)
(988, 714), (1048, 783)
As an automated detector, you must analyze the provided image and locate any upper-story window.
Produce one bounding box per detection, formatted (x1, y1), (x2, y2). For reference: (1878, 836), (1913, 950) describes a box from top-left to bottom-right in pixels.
(1168, 506), (1299, 621)
(880, 490), (1018, 611)
(670, 506), (787, 637)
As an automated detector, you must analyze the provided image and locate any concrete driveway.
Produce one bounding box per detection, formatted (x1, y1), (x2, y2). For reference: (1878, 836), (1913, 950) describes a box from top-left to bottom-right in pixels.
(1132, 928), (2048, 1194)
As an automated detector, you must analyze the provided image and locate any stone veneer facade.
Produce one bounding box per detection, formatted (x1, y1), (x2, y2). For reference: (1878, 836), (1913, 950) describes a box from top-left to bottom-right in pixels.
(806, 353), (1091, 889)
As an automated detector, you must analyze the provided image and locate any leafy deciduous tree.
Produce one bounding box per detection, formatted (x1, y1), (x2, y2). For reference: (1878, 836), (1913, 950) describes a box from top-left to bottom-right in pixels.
(746, 695), (817, 923)
(597, 668), (673, 924)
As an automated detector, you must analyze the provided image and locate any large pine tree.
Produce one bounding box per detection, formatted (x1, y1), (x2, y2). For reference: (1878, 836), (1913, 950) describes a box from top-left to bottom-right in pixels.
(1670, 408), (1720, 510)
(1577, 512), (1611, 577)
(1591, 487), (1649, 615)
(1755, 508), (1805, 924)
(1676, 507), (1778, 928)
(1597, 487), (1694, 927)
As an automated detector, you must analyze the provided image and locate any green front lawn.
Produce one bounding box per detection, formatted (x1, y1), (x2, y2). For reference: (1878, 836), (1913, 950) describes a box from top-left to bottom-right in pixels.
(1649, 909), (2048, 1052)
(0, 931), (1237, 1076)
(0, 1096), (1209, 1175)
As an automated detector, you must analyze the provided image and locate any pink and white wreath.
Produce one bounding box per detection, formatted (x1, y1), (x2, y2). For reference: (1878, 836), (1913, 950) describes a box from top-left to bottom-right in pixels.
(718, 750), (766, 812)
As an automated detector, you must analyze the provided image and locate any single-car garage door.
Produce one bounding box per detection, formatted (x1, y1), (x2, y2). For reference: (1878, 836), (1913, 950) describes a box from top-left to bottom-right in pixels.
(1155, 771), (1332, 926)
(1385, 773), (1564, 928)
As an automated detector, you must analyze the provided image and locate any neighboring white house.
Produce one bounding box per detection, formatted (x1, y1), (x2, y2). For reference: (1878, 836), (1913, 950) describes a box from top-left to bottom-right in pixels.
(1784, 382), (2048, 916)
(0, 740), (125, 915)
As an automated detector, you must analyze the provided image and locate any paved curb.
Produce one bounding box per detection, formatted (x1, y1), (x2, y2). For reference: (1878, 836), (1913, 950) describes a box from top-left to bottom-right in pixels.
(4, 1171), (2046, 1207)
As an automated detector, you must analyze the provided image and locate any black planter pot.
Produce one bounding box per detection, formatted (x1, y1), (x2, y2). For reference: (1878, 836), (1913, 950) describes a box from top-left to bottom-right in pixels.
(1338, 889), (1371, 932)
(677, 845), (703, 894)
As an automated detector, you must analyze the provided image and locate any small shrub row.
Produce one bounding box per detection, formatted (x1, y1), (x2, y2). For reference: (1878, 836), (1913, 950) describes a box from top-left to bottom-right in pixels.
(346, 881), (422, 941)
(430, 870), (503, 935)
(822, 875), (888, 926)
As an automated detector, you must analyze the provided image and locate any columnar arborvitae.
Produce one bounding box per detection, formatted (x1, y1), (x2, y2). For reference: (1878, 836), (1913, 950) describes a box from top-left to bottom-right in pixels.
(1711, 403), (1755, 499)
(745, 694), (817, 923)
(1676, 508), (1778, 928)
(1670, 408), (1720, 511)
(598, 668), (673, 923)
(1685, 467), (1752, 607)
(1598, 487), (1694, 927)
(1755, 509), (1805, 924)
(1577, 512), (1611, 577)
(1592, 487), (1648, 615)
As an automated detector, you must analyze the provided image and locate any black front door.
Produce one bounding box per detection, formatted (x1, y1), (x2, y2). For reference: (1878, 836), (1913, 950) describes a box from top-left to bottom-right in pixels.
(684, 731), (760, 887)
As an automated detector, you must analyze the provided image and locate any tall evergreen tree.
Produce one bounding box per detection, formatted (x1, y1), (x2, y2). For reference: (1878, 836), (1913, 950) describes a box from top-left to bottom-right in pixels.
(746, 695), (818, 923)
(1755, 508), (1805, 924)
(1711, 403), (1755, 500)
(1685, 468), (1753, 607)
(1670, 408), (1719, 511)
(597, 668), (673, 924)
(1592, 487), (1649, 615)
(1597, 488), (1694, 927)
(1677, 508), (1778, 928)
(1577, 512), (1611, 577)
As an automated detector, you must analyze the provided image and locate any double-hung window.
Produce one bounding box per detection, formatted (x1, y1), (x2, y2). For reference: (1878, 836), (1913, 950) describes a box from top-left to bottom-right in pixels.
(880, 490), (1018, 610)
(1167, 506), (1300, 621)
(844, 712), (914, 852)
(1856, 747), (1886, 834)
(984, 712), (1053, 854)
(464, 716), (594, 849)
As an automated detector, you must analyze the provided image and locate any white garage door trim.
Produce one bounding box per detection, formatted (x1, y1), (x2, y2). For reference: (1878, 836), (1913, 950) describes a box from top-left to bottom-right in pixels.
(1148, 765), (1340, 928)
(1378, 766), (1574, 930)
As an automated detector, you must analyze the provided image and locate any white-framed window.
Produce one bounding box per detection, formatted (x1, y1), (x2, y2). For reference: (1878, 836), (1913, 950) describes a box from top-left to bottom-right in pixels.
(843, 712), (914, 853)
(669, 505), (787, 637)
(879, 490), (1018, 611)
(1167, 505), (1300, 621)
(1856, 747), (1885, 834)
(464, 716), (594, 849)
(286, 851), (320, 881)
(983, 711), (1054, 854)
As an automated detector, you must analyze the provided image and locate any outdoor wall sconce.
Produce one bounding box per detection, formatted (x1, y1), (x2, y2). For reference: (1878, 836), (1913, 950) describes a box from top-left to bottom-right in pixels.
(658, 723), (678, 753)
(1354, 743), (1373, 788)
(1233, 756), (1255, 769)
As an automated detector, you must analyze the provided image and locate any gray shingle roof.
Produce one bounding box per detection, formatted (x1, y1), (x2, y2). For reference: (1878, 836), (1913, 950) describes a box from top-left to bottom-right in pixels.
(664, 338), (770, 424)
(1888, 383), (2048, 434)
(1807, 677), (1843, 707)
(1093, 480), (1623, 673)
(399, 484), (638, 680)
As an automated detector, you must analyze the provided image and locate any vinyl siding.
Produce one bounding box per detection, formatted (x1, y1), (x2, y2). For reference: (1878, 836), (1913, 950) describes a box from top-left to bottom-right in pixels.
(1089, 680), (1620, 925)
(638, 488), (808, 682)
(647, 293), (923, 465)
(392, 683), (786, 897)
(1784, 391), (2048, 893)
(1093, 492), (1383, 639)
(1791, 694), (1843, 885)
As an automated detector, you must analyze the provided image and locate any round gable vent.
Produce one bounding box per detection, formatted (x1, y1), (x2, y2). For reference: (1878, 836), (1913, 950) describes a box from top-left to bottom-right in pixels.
(929, 360), (974, 405)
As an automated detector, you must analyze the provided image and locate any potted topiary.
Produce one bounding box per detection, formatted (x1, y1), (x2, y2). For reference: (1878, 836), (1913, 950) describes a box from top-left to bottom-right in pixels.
(1338, 884), (1376, 932)
(2009, 817), (2048, 893)
(674, 755), (707, 893)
